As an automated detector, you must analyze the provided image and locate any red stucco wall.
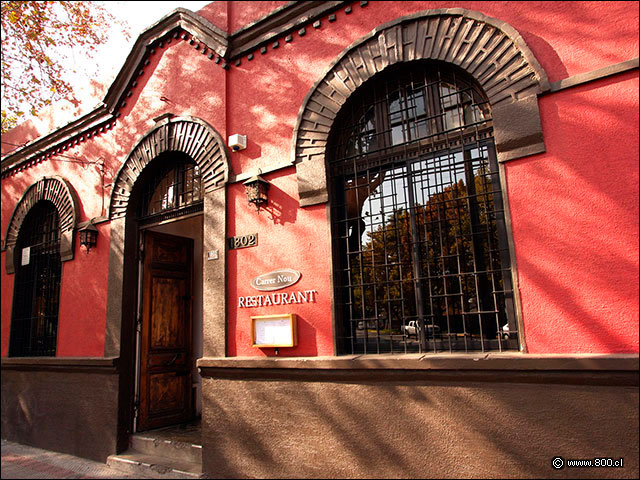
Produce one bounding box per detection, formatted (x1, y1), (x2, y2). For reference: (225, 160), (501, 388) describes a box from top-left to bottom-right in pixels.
(1, 1), (638, 358)
(506, 71), (639, 353)
(1, 36), (229, 357)
(56, 223), (110, 356)
(0, 252), (14, 356)
(227, 167), (334, 357)
(0, 150), (109, 357)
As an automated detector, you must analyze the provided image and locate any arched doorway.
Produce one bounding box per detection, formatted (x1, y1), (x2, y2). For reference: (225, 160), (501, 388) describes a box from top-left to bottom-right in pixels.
(130, 152), (203, 431)
(105, 116), (229, 442)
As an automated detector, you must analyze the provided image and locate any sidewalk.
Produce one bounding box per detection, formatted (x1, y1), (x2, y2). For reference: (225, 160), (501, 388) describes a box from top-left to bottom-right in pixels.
(1, 439), (140, 479)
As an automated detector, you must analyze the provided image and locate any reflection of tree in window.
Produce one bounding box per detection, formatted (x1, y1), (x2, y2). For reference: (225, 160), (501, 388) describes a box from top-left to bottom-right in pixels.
(329, 61), (516, 354)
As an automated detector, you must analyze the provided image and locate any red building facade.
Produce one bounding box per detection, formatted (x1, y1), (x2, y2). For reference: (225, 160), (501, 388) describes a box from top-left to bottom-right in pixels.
(2, 2), (638, 478)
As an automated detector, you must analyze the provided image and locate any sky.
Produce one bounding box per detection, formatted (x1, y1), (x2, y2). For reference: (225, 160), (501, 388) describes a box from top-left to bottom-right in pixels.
(55, 1), (211, 117)
(5, 1), (212, 134)
(96, 1), (211, 83)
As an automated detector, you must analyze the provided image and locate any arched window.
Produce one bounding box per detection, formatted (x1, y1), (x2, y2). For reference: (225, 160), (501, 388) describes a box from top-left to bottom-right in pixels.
(9, 201), (62, 356)
(328, 61), (517, 355)
(135, 152), (203, 224)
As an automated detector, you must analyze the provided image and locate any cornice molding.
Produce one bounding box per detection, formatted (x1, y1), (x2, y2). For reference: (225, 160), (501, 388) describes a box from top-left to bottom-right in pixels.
(103, 8), (229, 112)
(1, 106), (114, 175)
(1, 8), (230, 176)
(198, 354), (639, 386)
(1, 356), (120, 374)
(228, 1), (347, 59)
(2, 2), (351, 177)
(547, 57), (639, 93)
(4, 2), (634, 181)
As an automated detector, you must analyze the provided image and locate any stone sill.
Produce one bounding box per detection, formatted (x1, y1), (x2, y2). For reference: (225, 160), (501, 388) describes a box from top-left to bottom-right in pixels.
(1, 356), (119, 374)
(198, 353), (638, 372)
(197, 354), (638, 386)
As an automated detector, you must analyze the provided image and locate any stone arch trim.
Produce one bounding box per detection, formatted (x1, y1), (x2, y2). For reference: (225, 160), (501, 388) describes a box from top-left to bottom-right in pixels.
(293, 8), (550, 206)
(4, 176), (79, 274)
(109, 116), (231, 220)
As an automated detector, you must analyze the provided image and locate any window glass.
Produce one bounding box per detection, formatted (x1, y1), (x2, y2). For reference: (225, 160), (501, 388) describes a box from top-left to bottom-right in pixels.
(138, 155), (202, 220)
(9, 201), (61, 357)
(329, 63), (516, 355)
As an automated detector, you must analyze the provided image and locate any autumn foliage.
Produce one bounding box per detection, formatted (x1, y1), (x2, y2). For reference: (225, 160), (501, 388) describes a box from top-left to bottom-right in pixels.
(347, 163), (506, 337)
(1, 1), (122, 133)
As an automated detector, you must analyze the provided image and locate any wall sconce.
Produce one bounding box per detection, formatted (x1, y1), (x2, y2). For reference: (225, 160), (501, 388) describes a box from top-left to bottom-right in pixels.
(78, 221), (98, 254)
(243, 172), (270, 212)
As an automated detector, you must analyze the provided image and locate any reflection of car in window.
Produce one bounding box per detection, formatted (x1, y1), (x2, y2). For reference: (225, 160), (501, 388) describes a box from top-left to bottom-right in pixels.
(356, 314), (386, 331)
(401, 321), (440, 339)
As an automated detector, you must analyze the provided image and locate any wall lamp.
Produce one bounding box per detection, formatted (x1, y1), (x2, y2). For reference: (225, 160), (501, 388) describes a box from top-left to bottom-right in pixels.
(78, 221), (98, 254)
(243, 172), (270, 212)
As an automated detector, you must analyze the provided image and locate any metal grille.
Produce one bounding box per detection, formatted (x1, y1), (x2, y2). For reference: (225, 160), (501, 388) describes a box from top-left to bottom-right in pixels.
(137, 154), (203, 222)
(9, 201), (61, 356)
(329, 62), (517, 354)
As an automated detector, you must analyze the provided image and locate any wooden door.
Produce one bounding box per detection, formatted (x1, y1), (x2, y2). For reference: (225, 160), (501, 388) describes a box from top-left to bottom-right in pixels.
(138, 231), (193, 431)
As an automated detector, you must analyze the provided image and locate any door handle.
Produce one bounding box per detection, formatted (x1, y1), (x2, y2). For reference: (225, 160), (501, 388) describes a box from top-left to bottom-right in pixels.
(164, 353), (180, 366)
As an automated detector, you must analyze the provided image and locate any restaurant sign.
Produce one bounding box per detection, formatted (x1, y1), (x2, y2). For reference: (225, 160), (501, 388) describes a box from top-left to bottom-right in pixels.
(250, 269), (301, 292)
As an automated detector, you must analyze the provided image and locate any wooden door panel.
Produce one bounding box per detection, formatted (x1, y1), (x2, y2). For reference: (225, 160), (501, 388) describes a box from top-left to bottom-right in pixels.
(148, 352), (187, 368)
(149, 236), (189, 265)
(138, 231), (193, 432)
(149, 372), (188, 414)
(150, 276), (185, 349)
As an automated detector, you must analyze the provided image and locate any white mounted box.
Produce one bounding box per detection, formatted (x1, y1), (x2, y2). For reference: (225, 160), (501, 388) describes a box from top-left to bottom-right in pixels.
(228, 134), (247, 151)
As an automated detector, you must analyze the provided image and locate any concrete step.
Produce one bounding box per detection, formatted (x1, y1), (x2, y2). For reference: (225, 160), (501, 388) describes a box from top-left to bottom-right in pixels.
(130, 434), (202, 465)
(106, 451), (203, 479)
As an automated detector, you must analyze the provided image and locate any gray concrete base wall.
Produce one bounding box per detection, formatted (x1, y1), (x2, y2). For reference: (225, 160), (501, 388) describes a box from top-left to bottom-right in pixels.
(1, 359), (120, 462)
(199, 357), (639, 479)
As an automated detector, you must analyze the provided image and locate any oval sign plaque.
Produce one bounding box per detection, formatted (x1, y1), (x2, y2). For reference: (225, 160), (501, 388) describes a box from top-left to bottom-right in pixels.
(250, 269), (301, 292)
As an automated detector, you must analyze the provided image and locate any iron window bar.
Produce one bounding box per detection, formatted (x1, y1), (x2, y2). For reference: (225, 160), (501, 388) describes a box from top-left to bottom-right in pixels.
(137, 154), (203, 222)
(329, 62), (518, 355)
(9, 201), (61, 357)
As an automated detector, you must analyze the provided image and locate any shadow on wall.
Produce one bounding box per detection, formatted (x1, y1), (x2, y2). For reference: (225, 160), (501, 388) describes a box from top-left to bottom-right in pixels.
(56, 224), (111, 357)
(508, 70), (639, 353)
(255, 314), (318, 357)
(260, 181), (298, 226)
(518, 29), (568, 82)
(201, 375), (639, 478)
(3, 2), (638, 359)
(3, 370), (119, 462)
(514, 1), (637, 82)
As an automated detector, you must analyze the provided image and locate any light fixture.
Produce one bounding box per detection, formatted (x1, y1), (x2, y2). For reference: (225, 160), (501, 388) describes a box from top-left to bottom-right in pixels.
(243, 172), (270, 212)
(78, 221), (98, 254)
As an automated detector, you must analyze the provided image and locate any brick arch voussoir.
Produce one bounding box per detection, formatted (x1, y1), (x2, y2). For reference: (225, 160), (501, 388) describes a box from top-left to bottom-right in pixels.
(4, 176), (80, 274)
(293, 8), (550, 207)
(108, 116), (230, 220)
